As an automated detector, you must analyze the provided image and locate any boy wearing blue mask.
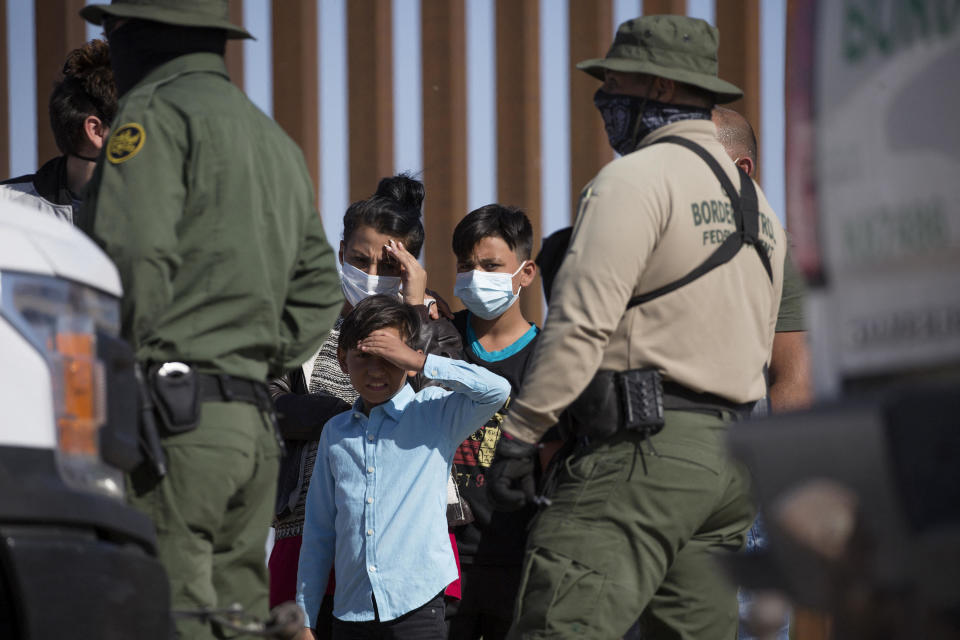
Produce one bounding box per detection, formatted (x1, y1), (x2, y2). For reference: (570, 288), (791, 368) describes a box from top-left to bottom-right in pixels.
(447, 205), (546, 639)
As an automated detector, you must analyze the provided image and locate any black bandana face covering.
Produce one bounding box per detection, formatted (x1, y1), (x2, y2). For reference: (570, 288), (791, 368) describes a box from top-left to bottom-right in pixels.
(594, 89), (712, 156)
(593, 89), (647, 156)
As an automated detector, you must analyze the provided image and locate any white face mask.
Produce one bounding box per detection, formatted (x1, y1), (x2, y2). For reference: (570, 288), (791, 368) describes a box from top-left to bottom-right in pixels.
(453, 262), (526, 320)
(340, 260), (402, 306)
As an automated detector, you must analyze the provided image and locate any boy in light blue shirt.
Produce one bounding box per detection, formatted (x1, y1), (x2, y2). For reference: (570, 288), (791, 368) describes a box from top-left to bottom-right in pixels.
(296, 294), (510, 639)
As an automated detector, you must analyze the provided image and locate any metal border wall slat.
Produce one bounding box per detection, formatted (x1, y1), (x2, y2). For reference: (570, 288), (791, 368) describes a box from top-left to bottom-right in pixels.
(420, 0), (467, 305)
(348, 0), (394, 202)
(272, 0), (320, 202)
(497, 0), (542, 324)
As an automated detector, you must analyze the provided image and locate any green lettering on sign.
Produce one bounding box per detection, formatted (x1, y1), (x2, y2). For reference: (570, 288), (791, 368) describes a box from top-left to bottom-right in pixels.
(843, 0), (960, 65)
(842, 199), (949, 262)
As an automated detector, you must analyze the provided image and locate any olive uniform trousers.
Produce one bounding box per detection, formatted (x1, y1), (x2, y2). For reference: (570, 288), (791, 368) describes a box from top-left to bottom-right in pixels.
(510, 409), (754, 640)
(129, 400), (280, 639)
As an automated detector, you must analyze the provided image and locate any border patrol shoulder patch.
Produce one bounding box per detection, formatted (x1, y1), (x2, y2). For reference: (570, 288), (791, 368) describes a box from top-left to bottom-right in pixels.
(107, 123), (146, 164)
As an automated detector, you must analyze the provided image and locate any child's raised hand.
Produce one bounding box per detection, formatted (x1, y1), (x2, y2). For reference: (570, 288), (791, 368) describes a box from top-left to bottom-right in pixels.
(358, 329), (427, 373)
(384, 239), (427, 306)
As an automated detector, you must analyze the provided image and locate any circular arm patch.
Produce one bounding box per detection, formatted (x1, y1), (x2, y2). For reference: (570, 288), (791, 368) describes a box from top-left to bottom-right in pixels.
(106, 123), (146, 164)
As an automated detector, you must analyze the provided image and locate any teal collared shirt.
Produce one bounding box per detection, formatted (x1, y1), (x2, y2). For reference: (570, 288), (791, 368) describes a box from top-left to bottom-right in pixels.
(296, 354), (510, 623)
(81, 53), (342, 380)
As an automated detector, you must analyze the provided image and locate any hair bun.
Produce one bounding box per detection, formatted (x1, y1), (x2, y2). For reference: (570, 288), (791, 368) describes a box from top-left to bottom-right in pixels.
(373, 173), (424, 216)
(61, 40), (115, 103)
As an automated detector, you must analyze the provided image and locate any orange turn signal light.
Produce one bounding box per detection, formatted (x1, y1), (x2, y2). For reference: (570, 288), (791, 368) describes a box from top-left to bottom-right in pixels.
(54, 332), (101, 457)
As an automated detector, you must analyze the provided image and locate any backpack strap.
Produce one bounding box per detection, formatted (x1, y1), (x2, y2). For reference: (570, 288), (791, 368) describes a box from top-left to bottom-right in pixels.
(625, 135), (772, 310)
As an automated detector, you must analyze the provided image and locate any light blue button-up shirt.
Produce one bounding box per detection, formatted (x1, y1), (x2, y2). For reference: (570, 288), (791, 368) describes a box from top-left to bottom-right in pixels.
(296, 354), (510, 623)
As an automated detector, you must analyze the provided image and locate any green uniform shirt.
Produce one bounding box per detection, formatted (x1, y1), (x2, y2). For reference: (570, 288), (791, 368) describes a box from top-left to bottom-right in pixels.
(81, 53), (342, 381)
(775, 245), (806, 333)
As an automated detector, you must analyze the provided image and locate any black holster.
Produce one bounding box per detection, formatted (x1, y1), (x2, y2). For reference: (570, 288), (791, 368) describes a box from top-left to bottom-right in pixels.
(147, 363), (201, 435)
(132, 361), (203, 479)
(567, 367), (665, 441)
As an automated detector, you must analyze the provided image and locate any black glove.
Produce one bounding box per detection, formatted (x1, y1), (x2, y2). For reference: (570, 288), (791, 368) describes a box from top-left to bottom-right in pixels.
(486, 432), (538, 512)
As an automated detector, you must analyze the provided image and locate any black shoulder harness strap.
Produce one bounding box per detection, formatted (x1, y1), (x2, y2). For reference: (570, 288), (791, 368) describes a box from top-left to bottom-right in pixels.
(625, 135), (773, 310)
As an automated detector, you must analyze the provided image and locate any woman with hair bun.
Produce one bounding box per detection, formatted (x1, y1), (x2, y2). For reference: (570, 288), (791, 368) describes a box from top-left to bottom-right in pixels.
(338, 173), (428, 310)
(0, 39), (116, 224)
(268, 174), (465, 638)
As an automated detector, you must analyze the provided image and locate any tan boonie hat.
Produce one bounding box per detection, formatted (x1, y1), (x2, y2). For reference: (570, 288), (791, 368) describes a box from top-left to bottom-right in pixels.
(80, 0), (252, 40)
(577, 15), (742, 104)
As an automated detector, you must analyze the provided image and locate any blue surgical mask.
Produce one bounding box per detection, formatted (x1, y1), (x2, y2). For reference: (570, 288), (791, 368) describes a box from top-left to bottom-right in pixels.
(454, 262), (526, 320)
(340, 261), (402, 306)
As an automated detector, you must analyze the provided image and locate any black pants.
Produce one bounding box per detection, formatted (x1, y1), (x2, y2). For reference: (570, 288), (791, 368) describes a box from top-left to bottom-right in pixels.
(445, 564), (521, 640)
(331, 592), (446, 640)
(313, 594), (335, 639)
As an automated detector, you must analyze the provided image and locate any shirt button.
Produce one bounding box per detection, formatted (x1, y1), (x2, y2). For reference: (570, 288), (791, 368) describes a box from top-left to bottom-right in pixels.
(354, 412), (363, 419)
(431, 369), (438, 376)
(367, 434), (374, 442)
(369, 565), (377, 572)
(367, 497), (374, 504)
(367, 466), (374, 473)
(366, 529), (373, 536)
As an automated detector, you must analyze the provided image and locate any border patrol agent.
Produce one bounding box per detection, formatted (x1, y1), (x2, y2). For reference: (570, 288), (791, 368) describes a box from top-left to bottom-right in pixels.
(78, 1), (343, 637)
(486, 15), (787, 639)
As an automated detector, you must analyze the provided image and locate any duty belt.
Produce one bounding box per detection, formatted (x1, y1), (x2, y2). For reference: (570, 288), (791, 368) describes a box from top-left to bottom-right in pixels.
(198, 373), (273, 412)
(661, 381), (755, 419)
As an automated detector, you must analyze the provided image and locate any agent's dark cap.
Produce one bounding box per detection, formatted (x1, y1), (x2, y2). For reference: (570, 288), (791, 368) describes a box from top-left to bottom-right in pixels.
(81, 0), (252, 40)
